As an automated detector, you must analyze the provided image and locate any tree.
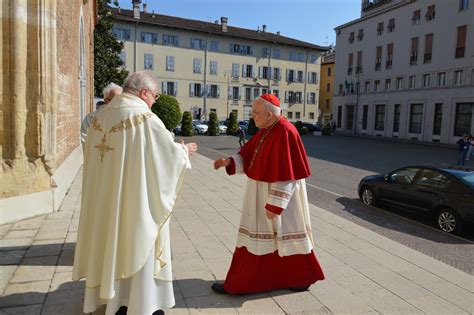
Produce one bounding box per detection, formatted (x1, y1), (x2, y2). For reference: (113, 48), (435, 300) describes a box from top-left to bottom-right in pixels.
(247, 118), (259, 135)
(181, 111), (193, 136)
(151, 94), (182, 131)
(208, 112), (220, 136)
(226, 112), (238, 135)
(94, 0), (128, 97)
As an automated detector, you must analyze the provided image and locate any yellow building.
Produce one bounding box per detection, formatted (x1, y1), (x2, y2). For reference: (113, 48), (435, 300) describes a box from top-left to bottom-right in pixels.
(319, 51), (335, 123)
(112, 3), (329, 122)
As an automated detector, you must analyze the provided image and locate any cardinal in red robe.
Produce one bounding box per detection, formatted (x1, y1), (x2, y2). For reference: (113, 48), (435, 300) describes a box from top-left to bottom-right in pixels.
(213, 93), (325, 294)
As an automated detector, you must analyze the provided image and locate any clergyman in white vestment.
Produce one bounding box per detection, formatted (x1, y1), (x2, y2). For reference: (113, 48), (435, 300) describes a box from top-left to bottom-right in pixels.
(73, 71), (197, 314)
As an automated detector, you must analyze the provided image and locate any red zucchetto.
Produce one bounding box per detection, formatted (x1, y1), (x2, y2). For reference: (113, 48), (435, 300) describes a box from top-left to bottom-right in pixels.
(260, 93), (280, 107)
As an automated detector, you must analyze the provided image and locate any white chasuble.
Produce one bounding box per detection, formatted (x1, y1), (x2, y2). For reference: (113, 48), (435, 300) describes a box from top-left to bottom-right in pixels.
(73, 93), (190, 313)
(231, 154), (314, 256)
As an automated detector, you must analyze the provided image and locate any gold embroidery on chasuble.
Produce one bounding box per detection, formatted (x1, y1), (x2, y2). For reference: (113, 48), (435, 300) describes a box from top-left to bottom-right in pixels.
(92, 113), (153, 162)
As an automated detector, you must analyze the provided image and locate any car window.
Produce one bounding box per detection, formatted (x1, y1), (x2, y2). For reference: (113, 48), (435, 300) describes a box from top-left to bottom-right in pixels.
(438, 176), (469, 192)
(415, 169), (445, 188)
(390, 168), (420, 184)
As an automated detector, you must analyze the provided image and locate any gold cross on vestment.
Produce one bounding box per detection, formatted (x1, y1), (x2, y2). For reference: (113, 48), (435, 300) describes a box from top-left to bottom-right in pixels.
(94, 134), (114, 162)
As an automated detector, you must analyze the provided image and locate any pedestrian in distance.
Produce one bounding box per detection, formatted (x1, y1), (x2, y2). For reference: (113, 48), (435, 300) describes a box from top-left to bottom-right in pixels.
(238, 126), (246, 148)
(466, 134), (474, 161)
(212, 93), (325, 295)
(73, 71), (197, 315)
(457, 134), (470, 166)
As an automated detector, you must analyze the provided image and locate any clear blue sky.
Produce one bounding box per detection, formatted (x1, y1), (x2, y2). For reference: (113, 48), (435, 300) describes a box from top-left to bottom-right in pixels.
(115, 0), (361, 47)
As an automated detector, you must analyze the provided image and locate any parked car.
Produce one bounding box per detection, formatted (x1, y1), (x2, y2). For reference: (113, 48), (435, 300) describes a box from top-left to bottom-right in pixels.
(238, 120), (249, 131)
(301, 122), (322, 133)
(173, 123), (182, 135)
(358, 165), (474, 234)
(218, 121), (227, 134)
(192, 120), (208, 135)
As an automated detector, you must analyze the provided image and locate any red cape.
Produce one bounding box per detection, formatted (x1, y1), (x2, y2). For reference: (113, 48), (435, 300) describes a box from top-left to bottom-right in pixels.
(239, 117), (311, 182)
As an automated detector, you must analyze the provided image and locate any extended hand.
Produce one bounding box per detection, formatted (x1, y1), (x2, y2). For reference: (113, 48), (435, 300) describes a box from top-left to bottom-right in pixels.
(180, 139), (197, 156)
(213, 157), (230, 170)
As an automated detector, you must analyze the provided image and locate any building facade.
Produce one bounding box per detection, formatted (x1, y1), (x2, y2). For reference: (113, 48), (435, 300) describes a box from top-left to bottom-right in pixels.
(112, 2), (328, 122)
(0, 1), (96, 224)
(333, 0), (473, 144)
(319, 51), (335, 123)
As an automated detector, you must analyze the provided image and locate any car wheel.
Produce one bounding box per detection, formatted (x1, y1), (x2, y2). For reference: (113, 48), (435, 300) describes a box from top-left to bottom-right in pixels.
(437, 208), (463, 234)
(360, 186), (376, 206)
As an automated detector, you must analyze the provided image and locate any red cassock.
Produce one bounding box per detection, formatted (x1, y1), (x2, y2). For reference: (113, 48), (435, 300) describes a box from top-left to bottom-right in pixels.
(223, 117), (325, 294)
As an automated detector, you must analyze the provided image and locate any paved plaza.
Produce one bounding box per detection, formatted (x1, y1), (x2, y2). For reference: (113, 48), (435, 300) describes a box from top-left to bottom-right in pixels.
(0, 153), (473, 314)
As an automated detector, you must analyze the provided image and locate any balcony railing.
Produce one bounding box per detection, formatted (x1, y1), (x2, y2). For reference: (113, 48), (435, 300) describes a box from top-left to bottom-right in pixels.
(423, 53), (432, 63)
(386, 60), (392, 69)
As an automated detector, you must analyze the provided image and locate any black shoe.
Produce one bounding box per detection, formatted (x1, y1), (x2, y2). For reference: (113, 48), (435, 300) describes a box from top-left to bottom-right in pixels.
(211, 282), (228, 294)
(289, 285), (310, 292)
(115, 306), (127, 315)
(152, 310), (165, 315)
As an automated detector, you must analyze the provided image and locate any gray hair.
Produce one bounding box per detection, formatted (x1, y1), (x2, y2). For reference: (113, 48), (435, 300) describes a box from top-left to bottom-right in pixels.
(259, 97), (282, 116)
(102, 82), (123, 98)
(123, 71), (158, 95)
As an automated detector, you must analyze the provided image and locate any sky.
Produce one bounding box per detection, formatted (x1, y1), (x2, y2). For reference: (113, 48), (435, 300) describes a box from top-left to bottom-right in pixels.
(115, 0), (361, 47)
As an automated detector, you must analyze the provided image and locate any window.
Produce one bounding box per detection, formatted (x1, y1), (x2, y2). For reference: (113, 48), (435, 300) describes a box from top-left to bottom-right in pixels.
(166, 56), (174, 71)
(410, 37), (418, 65)
(245, 87), (252, 101)
(409, 75), (416, 89)
(193, 58), (201, 73)
(377, 22), (384, 35)
(310, 54), (317, 63)
(337, 106), (342, 128)
(454, 103), (473, 136)
(386, 43), (393, 69)
(259, 66), (269, 79)
(423, 74), (430, 88)
(433, 103), (443, 135)
(424, 34), (433, 63)
(253, 88), (260, 99)
(326, 83), (331, 92)
(309, 113), (315, 120)
(460, 0), (469, 10)
(356, 51), (363, 74)
(119, 52), (126, 67)
(144, 53), (153, 69)
(230, 44), (253, 55)
(362, 105), (368, 130)
(338, 84), (343, 95)
(163, 34), (179, 46)
(273, 49), (280, 59)
(374, 105), (385, 131)
(141, 32), (158, 44)
(287, 112), (293, 119)
(287, 70), (295, 82)
(262, 47), (270, 57)
(393, 104), (401, 132)
(113, 28), (131, 40)
(262, 88), (268, 95)
(243, 64), (254, 78)
(412, 10), (421, 25)
(416, 170), (445, 188)
(209, 85), (219, 98)
(374, 80), (380, 92)
(455, 25), (467, 58)
(327, 67), (332, 76)
(396, 77), (403, 90)
(425, 5), (435, 21)
(347, 53), (353, 75)
(364, 81), (370, 93)
(297, 52), (305, 62)
(454, 70), (463, 85)
(273, 68), (281, 81)
(437, 72), (446, 86)
(210, 61), (218, 75)
(385, 79), (391, 91)
(191, 38), (204, 49)
(390, 168), (420, 185)
(375, 46), (382, 71)
(346, 105), (354, 130)
(357, 29), (364, 41)
(162, 81), (177, 96)
(210, 40), (219, 52)
(232, 63), (240, 78)
(232, 86), (240, 100)
(325, 99), (330, 110)
(289, 51), (297, 61)
(295, 92), (303, 103)
(308, 72), (318, 84)
(297, 71), (304, 83)
(349, 32), (355, 43)
(388, 18), (395, 32)
(295, 112), (301, 119)
(189, 83), (202, 97)
(272, 89), (279, 99)
(409, 104), (423, 134)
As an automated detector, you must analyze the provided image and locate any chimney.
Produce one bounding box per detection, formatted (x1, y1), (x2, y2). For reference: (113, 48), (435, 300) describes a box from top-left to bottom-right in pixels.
(143, 3), (147, 13)
(262, 25), (267, 32)
(132, 0), (141, 19)
(277, 31), (281, 36)
(220, 17), (228, 32)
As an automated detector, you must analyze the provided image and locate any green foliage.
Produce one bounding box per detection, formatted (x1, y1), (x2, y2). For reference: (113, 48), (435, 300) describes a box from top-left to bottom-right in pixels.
(151, 94), (182, 131)
(208, 112), (220, 136)
(247, 118), (259, 135)
(322, 122), (332, 136)
(181, 111), (193, 136)
(294, 121), (308, 135)
(94, 0), (128, 97)
(227, 112), (238, 135)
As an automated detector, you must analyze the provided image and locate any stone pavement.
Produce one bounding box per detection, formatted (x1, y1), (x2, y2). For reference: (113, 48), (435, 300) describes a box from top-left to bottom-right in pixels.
(0, 153), (473, 314)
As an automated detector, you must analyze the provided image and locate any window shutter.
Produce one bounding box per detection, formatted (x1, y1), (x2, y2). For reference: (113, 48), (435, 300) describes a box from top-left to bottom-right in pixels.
(174, 82), (178, 96)
(286, 69), (289, 81)
(228, 87), (231, 99)
(189, 83), (194, 97)
(217, 85), (221, 98)
(162, 81), (167, 94)
(285, 91), (288, 102)
(242, 64), (246, 78)
(252, 66), (255, 78)
(307, 93), (310, 103)
(152, 33), (158, 44)
(259, 67), (263, 79)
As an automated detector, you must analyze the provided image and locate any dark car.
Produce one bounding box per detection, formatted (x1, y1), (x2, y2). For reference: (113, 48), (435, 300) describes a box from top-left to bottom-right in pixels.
(358, 165), (474, 234)
(301, 122), (322, 133)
